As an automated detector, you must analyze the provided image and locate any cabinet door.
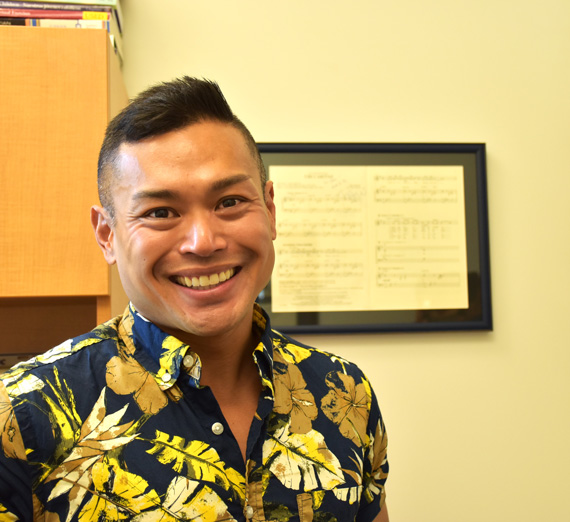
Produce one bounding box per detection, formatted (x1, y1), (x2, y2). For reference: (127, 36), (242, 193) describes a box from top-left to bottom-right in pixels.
(0, 27), (110, 297)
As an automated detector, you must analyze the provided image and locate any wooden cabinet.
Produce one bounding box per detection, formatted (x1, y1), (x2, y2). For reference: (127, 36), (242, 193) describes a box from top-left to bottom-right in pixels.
(0, 27), (129, 363)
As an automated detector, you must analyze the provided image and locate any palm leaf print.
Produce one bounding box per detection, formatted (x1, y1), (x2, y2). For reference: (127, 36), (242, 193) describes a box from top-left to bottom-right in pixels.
(76, 460), (161, 520)
(146, 431), (245, 501)
(130, 477), (237, 522)
(45, 387), (137, 521)
(263, 422), (345, 491)
(321, 372), (371, 446)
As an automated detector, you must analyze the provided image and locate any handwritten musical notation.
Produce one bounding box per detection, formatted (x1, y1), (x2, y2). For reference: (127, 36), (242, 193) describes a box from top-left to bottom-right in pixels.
(376, 271), (461, 289)
(374, 217), (460, 242)
(376, 244), (461, 264)
(276, 259), (364, 280)
(270, 165), (469, 312)
(277, 221), (364, 238)
(373, 171), (459, 204)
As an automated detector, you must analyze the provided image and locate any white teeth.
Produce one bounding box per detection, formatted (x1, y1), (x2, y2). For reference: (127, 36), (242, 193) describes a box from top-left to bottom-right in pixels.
(176, 268), (235, 289)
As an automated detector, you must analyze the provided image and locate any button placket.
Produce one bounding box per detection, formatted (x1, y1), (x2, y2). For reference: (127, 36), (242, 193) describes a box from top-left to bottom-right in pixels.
(244, 478), (265, 522)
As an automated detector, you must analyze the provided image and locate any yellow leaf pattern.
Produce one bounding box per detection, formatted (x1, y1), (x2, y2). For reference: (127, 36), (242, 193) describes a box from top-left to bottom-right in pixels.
(45, 387), (137, 521)
(131, 477), (236, 522)
(37, 368), (83, 466)
(275, 340), (312, 366)
(78, 460), (160, 520)
(146, 431), (245, 501)
(263, 421), (345, 491)
(157, 336), (190, 386)
(2, 372), (44, 396)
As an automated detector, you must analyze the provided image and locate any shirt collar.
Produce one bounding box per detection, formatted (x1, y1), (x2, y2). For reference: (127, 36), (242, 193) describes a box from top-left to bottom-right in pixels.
(115, 303), (193, 391)
(117, 303), (275, 394)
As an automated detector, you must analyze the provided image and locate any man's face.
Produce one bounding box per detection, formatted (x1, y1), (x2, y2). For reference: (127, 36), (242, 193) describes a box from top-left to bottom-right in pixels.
(93, 121), (276, 345)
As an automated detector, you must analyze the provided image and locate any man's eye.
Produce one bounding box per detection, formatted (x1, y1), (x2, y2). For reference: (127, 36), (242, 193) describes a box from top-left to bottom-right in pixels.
(220, 198), (240, 209)
(147, 208), (172, 218)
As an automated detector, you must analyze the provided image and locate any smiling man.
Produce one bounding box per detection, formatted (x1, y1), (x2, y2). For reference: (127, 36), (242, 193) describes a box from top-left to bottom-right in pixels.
(0, 77), (389, 521)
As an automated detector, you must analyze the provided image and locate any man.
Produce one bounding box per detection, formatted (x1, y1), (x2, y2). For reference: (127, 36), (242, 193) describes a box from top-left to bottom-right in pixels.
(0, 77), (389, 521)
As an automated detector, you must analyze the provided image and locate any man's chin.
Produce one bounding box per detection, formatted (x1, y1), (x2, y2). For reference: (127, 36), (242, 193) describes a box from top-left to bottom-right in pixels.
(158, 312), (251, 343)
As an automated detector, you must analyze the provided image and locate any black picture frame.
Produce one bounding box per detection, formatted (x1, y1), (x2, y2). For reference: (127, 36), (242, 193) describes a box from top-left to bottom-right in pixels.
(257, 143), (492, 334)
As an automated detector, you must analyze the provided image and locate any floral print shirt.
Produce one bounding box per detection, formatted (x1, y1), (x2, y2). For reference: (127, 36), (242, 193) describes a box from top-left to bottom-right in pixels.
(0, 304), (388, 521)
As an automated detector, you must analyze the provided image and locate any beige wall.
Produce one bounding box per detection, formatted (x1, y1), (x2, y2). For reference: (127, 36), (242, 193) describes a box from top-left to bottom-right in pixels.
(120, 1), (570, 520)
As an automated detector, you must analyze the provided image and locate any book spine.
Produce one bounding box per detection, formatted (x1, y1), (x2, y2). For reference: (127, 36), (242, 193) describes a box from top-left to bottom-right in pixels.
(28, 17), (108, 28)
(19, 0), (117, 5)
(0, 7), (109, 19)
(0, 16), (29, 24)
(0, 2), (123, 35)
(0, 2), (112, 12)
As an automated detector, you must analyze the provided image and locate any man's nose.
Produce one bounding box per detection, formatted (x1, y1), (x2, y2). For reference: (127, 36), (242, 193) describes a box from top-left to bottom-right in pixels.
(179, 215), (226, 256)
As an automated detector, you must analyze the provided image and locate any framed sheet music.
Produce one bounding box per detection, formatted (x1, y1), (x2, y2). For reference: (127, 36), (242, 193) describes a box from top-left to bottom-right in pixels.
(256, 143), (492, 333)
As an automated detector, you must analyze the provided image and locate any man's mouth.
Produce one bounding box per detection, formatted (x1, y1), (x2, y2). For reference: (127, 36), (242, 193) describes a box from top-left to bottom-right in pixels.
(173, 267), (236, 290)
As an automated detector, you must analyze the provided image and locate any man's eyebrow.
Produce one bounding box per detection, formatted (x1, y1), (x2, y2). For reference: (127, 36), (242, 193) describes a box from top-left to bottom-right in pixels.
(131, 175), (253, 202)
(211, 174), (252, 192)
(132, 189), (181, 201)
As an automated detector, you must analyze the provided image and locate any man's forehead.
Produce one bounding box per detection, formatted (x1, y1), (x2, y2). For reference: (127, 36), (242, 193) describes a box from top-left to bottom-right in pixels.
(112, 125), (262, 191)
(111, 142), (261, 198)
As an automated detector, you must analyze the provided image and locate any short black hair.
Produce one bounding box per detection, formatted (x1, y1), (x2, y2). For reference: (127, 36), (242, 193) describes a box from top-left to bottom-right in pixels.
(97, 76), (266, 220)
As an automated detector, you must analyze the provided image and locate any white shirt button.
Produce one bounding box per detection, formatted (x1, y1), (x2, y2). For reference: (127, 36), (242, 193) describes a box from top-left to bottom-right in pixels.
(183, 355), (194, 368)
(211, 422), (224, 435)
(245, 505), (254, 519)
(161, 372), (172, 383)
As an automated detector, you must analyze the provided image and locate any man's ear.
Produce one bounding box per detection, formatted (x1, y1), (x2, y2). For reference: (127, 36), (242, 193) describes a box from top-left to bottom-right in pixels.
(264, 180), (277, 240)
(91, 206), (117, 265)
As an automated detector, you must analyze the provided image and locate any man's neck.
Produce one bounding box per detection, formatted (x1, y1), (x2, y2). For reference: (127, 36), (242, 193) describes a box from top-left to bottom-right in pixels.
(199, 330), (260, 389)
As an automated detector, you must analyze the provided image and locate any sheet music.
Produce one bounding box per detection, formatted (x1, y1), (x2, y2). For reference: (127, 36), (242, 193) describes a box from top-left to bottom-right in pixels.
(270, 165), (469, 312)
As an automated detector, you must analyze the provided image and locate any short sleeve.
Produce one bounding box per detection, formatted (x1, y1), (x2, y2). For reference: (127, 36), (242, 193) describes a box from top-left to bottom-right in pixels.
(0, 380), (33, 520)
(356, 382), (389, 521)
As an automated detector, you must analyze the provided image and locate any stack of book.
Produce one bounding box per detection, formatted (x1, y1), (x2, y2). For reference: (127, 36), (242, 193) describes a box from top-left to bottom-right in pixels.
(0, 0), (123, 65)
